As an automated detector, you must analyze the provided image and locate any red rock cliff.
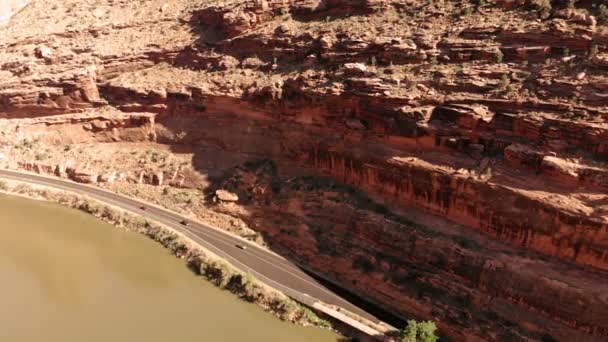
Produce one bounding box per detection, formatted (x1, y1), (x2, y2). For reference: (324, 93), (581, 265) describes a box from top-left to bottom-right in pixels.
(1, 0), (608, 341)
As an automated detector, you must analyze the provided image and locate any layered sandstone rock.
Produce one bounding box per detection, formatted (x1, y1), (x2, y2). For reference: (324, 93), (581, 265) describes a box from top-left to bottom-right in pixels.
(1, 0), (607, 341)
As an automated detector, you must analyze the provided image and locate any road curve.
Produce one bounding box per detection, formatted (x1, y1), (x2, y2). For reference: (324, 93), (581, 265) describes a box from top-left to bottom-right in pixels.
(0, 169), (381, 323)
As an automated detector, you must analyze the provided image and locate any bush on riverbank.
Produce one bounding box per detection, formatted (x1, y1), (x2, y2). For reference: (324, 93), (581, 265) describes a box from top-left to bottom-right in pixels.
(1, 181), (329, 328)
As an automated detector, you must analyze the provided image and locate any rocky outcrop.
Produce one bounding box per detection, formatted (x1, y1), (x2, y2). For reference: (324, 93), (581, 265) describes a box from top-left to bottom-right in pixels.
(1, 0), (608, 341)
(207, 160), (608, 342)
(215, 189), (239, 202)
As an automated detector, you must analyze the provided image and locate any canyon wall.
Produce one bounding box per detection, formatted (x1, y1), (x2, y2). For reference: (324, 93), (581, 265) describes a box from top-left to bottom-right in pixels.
(1, 0), (608, 341)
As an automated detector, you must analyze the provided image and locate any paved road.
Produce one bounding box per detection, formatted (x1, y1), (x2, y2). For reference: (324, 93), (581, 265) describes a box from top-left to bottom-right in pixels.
(0, 169), (381, 323)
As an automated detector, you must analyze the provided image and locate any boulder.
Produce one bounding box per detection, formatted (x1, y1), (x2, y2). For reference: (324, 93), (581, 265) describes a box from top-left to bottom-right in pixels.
(343, 63), (371, 77)
(71, 171), (98, 184)
(241, 57), (266, 69)
(34, 45), (52, 59)
(215, 189), (239, 202)
(216, 55), (240, 70)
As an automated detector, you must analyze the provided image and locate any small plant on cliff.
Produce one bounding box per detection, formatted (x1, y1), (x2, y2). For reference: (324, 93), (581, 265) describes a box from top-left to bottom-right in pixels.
(588, 45), (599, 59)
(495, 74), (510, 94)
(531, 0), (552, 18)
(400, 320), (438, 342)
(599, 5), (608, 25)
(566, 0), (578, 9)
(35, 152), (50, 161)
(495, 48), (504, 63)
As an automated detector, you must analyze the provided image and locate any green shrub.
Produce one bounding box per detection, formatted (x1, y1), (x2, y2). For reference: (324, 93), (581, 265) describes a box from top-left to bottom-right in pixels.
(496, 74), (510, 93)
(599, 5), (608, 24)
(400, 320), (438, 342)
(531, 0), (551, 11)
(566, 0), (577, 9)
(495, 48), (504, 63)
(531, 0), (552, 18)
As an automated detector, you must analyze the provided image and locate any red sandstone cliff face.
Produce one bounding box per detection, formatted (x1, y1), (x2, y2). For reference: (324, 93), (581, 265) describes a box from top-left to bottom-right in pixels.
(1, 0), (608, 341)
(206, 160), (608, 341)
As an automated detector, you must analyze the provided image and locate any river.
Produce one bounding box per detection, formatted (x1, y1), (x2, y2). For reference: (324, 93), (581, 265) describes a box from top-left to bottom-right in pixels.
(0, 193), (339, 341)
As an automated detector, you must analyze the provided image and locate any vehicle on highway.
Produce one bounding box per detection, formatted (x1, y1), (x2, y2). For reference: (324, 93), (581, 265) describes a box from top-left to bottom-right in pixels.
(139, 205), (146, 210)
(180, 219), (189, 226)
(235, 244), (247, 250)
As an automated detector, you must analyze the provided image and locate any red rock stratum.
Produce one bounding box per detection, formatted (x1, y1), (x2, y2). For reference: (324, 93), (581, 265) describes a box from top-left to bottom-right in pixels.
(1, 1), (608, 341)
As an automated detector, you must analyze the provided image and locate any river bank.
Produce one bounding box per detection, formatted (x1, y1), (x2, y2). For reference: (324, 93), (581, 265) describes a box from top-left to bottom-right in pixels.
(0, 192), (340, 341)
(0, 179), (335, 331)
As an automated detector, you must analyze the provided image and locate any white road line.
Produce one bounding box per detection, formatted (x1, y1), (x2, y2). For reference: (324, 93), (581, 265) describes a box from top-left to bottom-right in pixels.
(134, 209), (353, 305)
(137, 212), (309, 298)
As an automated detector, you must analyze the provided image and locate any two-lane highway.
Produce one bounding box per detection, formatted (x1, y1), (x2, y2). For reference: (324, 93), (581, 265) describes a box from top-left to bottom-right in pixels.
(0, 169), (380, 323)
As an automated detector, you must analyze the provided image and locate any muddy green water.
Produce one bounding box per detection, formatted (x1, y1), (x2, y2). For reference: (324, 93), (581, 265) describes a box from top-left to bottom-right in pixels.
(0, 194), (339, 342)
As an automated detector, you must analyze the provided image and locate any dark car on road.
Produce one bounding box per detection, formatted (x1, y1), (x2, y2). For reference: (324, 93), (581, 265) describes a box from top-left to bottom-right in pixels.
(180, 220), (189, 226)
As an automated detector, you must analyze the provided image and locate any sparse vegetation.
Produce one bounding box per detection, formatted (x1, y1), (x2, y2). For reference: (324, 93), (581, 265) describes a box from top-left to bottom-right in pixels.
(1, 0), (605, 339)
(143, 149), (168, 163)
(496, 74), (511, 93)
(399, 320), (438, 342)
(531, 0), (552, 12)
(599, 5), (608, 24)
(495, 48), (504, 63)
(35, 152), (50, 161)
(566, 0), (578, 9)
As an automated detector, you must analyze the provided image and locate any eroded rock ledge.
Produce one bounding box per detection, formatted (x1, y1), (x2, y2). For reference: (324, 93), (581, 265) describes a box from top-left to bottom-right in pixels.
(1, 0), (608, 341)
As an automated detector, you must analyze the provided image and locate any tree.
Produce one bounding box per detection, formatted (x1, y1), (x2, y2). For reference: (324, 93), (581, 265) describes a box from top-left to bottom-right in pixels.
(399, 320), (438, 342)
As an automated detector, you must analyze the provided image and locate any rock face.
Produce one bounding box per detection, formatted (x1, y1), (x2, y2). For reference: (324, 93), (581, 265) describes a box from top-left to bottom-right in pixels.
(209, 160), (608, 341)
(215, 189), (239, 202)
(1, 0), (608, 341)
